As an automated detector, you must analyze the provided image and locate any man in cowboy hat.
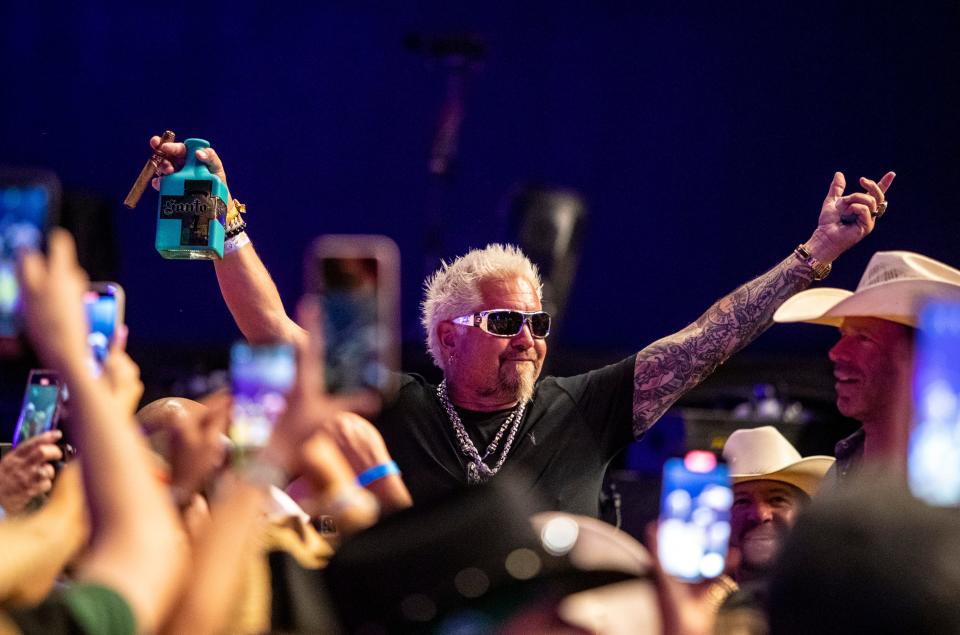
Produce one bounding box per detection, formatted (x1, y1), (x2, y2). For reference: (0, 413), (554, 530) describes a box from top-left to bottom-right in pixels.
(641, 427), (832, 635)
(722, 426), (834, 584)
(773, 251), (960, 482)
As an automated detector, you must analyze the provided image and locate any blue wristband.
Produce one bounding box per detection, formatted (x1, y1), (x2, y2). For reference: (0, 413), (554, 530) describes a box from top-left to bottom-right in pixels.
(356, 461), (400, 487)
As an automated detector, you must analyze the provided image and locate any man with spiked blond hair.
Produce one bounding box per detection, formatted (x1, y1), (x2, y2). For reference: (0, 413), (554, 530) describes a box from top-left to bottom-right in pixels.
(421, 244), (544, 405)
(375, 162), (888, 514)
(378, 160), (889, 515)
(150, 135), (894, 515)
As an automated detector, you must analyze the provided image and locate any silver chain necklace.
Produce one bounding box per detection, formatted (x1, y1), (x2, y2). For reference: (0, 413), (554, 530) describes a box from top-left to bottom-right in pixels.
(437, 380), (527, 485)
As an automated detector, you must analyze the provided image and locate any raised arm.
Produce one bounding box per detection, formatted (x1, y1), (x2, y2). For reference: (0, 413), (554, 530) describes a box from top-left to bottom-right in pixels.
(213, 240), (307, 345)
(151, 136), (306, 346)
(18, 229), (187, 633)
(632, 171), (895, 436)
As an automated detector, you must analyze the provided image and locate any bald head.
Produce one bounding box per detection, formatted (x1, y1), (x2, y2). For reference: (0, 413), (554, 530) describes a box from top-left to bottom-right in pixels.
(136, 397), (210, 461)
(137, 397), (208, 433)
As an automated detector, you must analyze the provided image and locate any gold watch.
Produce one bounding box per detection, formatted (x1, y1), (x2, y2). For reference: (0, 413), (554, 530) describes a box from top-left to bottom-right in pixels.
(794, 243), (832, 281)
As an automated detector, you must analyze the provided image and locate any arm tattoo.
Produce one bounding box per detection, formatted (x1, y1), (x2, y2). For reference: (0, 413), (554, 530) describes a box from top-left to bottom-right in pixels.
(632, 254), (815, 437)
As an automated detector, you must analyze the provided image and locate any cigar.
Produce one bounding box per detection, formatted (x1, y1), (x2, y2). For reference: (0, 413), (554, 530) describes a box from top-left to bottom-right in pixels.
(123, 130), (175, 209)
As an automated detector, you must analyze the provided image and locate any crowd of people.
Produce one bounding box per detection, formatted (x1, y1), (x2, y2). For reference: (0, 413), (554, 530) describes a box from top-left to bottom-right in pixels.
(1, 135), (959, 634)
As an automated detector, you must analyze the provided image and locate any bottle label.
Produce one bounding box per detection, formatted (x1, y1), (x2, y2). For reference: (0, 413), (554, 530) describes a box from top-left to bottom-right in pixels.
(159, 180), (226, 247)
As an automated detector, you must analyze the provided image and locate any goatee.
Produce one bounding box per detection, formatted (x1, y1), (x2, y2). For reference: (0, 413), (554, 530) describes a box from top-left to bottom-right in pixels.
(501, 363), (537, 403)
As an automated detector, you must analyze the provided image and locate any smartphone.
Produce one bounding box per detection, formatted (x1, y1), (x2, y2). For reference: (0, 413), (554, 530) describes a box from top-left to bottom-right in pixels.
(0, 169), (61, 341)
(12, 370), (63, 448)
(229, 341), (296, 455)
(909, 301), (960, 506)
(304, 235), (400, 396)
(84, 282), (125, 371)
(657, 451), (733, 582)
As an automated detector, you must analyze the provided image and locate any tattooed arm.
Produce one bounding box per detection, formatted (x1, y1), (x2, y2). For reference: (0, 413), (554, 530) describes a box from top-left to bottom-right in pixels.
(632, 255), (813, 435)
(632, 170), (896, 437)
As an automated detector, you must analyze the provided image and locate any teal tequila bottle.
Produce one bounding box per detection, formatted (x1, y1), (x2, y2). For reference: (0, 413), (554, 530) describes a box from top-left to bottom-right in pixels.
(156, 138), (227, 259)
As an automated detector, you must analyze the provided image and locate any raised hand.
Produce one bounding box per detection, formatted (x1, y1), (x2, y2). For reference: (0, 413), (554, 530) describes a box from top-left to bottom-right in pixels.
(257, 299), (339, 474)
(16, 229), (90, 374)
(260, 296), (381, 467)
(148, 136), (230, 195)
(812, 170), (895, 263)
(645, 522), (733, 635)
(101, 326), (144, 415)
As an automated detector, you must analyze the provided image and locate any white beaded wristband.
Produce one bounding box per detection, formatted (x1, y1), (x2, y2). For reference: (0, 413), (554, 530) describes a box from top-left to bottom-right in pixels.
(224, 231), (250, 256)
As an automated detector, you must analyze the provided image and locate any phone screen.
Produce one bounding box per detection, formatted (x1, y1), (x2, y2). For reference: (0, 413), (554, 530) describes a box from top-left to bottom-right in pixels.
(306, 235), (400, 398)
(84, 288), (119, 368)
(657, 453), (733, 582)
(82, 282), (125, 375)
(320, 256), (389, 393)
(909, 301), (960, 506)
(230, 342), (296, 453)
(0, 183), (52, 338)
(12, 370), (62, 447)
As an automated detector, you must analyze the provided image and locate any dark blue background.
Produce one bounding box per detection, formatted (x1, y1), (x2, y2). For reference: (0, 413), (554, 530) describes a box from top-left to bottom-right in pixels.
(3, 2), (958, 363)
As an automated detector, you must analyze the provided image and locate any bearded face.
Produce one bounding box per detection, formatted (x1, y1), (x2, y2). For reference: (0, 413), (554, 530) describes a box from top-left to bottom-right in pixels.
(443, 276), (547, 408)
(730, 480), (807, 579)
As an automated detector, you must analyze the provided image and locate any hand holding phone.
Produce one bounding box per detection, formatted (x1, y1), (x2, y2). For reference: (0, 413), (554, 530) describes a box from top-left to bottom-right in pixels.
(910, 301), (960, 506)
(0, 429), (63, 515)
(0, 168), (60, 344)
(12, 370), (64, 448)
(304, 235), (400, 398)
(229, 342), (296, 457)
(84, 282), (125, 373)
(657, 452), (733, 582)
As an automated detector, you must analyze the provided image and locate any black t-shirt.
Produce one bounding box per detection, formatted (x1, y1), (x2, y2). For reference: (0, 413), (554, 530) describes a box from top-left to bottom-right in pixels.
(374, 355), (637, 517)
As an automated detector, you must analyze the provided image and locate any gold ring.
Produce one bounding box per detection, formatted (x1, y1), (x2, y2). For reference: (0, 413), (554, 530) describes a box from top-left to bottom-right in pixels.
(872, 201), (888, 219)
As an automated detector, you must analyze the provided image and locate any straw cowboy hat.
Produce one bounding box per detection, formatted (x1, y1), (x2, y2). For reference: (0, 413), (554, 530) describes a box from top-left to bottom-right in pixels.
(722, 426), (834, 496)
(773, 251), (960, 328)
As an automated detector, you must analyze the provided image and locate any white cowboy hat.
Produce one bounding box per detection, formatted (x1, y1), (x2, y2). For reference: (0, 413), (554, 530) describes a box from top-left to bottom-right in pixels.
(722, 426), (834, 496)
(773, 251), (960, 328)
